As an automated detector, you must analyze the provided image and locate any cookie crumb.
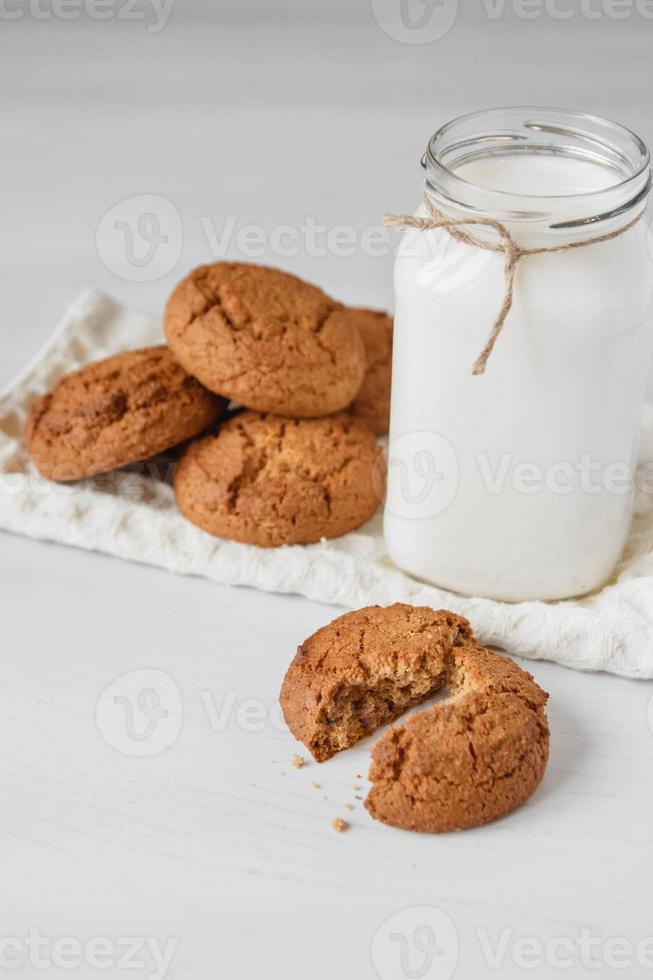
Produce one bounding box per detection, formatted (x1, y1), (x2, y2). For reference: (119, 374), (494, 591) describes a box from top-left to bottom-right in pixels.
(344, 804), (355, 811)
(354, 795), (362, 800)
(292, 754), (305, 769)
(332, 818), (348, 833)
(356, 773), (362, 779)
(353, 784), (361, 791)
(312, 782), (321, 789)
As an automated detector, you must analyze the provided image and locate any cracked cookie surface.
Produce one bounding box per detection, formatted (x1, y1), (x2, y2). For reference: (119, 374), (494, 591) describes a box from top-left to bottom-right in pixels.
(280, 603), (549, 832)
(164, 262), (367, 417)
(25, 346), (224, 482)
(365, 640), (549, 832)
(173, 411), (386, 546)
(346, 308), (393, 436)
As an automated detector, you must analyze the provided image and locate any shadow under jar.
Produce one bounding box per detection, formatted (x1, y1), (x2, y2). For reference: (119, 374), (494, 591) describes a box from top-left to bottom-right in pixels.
(384, 107), (653, 602)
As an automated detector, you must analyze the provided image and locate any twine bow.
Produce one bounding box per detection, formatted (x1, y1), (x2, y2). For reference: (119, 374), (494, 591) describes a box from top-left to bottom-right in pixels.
(384, 196), (644, 376)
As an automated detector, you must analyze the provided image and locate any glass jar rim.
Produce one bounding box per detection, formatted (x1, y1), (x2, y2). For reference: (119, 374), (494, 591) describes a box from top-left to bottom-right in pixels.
(423, 106), (651, 228)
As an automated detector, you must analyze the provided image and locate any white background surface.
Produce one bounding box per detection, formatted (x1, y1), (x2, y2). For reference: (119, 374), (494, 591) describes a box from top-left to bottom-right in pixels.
(2, 3), (653, 978)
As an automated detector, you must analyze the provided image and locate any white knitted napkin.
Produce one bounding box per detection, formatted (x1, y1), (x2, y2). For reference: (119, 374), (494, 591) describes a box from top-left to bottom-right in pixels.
(3, 289), (653, 678)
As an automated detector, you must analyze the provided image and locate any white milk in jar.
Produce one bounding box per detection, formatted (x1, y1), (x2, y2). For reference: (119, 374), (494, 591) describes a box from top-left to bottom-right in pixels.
(384, 108), (653, 601)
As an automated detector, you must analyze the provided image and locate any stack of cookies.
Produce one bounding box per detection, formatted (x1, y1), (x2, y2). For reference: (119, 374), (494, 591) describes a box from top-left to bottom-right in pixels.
(25, 262), (392, 547)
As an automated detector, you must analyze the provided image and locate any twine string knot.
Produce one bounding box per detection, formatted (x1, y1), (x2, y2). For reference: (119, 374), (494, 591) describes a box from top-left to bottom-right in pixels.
(384, 196), (644, 376)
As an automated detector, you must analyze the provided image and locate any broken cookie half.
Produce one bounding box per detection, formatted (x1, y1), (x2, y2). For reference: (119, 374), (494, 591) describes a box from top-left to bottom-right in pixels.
(279, 603), (549, 833)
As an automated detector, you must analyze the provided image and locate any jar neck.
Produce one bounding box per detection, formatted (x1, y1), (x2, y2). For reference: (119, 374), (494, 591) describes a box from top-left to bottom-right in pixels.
(423, 108), (651, 248)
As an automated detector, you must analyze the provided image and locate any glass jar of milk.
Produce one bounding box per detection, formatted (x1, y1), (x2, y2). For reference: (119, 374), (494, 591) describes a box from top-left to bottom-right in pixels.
(384, 108), (653, 601)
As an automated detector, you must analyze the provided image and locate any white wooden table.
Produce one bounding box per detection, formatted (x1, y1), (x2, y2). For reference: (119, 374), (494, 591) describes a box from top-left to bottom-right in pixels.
(2, 5), (653, 978)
